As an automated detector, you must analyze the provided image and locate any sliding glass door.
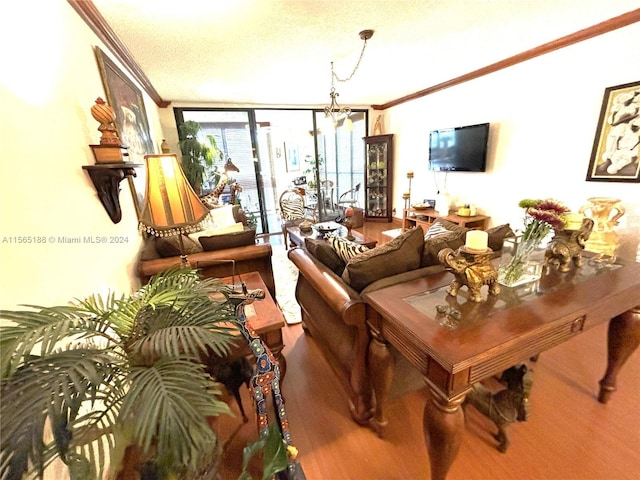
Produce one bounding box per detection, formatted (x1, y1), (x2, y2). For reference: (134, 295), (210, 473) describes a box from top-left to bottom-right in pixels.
(175, 107), (367, 235)
(313, 111), (367, 220)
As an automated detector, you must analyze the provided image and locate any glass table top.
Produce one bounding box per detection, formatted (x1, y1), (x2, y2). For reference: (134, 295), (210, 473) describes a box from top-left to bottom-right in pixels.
(404, 259), (621, 331)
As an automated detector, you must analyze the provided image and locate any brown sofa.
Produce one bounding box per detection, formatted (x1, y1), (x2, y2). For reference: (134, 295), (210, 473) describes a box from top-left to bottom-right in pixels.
(287, 221), (512, 424)
(136, 206), (276, 298)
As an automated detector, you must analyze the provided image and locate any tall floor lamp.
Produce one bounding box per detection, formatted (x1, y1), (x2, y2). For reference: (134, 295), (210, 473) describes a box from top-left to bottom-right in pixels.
(138, 154), (210, 266)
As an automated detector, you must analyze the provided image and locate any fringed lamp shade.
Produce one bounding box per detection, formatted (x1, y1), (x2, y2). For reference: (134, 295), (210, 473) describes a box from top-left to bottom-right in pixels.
(139, 154), (210, 237)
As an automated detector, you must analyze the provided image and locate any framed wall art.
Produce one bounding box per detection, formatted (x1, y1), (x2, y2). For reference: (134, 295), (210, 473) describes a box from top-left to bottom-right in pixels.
(285, 143), (300, 172)
(95, 47), (155, 214)
(586, 80), (640, 182)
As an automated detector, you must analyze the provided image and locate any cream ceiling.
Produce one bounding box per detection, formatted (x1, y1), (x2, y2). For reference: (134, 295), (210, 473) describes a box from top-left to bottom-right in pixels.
(92, 0), (639, 107)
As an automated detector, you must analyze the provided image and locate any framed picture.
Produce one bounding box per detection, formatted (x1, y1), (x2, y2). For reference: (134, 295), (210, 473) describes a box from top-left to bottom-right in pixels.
(95, 47), (155, 213)
(285, 143), (300, 172)
(127, 166), (147, 218)
(586, 80), (640, 182)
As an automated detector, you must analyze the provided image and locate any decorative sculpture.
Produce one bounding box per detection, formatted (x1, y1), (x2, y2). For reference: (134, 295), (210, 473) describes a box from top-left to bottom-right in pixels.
(227, 287), (302, 477)
(464, 364), (533, 453)
(201, 158), (241, 207)
(545, 218), (595, 272)
(90, 97), (119, 145)
(438, 246), (500, 303)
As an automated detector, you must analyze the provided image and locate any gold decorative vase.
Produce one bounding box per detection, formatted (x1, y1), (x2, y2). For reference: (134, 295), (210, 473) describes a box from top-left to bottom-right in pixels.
(579, 197), (625, 262)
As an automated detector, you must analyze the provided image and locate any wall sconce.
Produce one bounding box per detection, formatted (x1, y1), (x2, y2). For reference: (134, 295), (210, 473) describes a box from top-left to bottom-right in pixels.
(82, 98), (141, 223)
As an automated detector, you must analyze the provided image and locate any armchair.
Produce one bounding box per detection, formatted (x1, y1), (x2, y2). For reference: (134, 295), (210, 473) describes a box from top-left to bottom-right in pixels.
(337, 183), (361, 209)
(279, 187), (316, 249)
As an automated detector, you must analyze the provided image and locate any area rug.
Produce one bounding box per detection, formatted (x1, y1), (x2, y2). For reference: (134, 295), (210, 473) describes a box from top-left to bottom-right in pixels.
(381, 227), (402, 239)
(271, 244), (302, 325)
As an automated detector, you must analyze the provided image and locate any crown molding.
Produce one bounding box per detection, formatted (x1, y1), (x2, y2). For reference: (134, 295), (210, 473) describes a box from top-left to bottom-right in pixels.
(372, 8), (640, 110)
(68, 0), (170, 108)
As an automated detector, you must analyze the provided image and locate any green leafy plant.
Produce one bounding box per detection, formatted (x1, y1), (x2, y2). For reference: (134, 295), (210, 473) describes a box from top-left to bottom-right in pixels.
(178, 120), (221, 193)
(0, 268), (288, 480)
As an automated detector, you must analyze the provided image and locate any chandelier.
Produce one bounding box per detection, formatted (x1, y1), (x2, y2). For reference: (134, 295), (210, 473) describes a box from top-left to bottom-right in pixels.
(324, 29), (374, 130)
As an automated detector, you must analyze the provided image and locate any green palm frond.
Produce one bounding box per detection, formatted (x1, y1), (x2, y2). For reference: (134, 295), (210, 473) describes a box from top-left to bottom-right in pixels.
(121, 358), (230, 471)
(0, 307), (120, 378)
(1, 348), (123, 480)
(0, 267), (246, 480)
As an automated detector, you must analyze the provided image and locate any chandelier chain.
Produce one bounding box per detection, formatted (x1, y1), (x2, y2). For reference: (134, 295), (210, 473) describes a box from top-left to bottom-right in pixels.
(332, 37), (370, 83)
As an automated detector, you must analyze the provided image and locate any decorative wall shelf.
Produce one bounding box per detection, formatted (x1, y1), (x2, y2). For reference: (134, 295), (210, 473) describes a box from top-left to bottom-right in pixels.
(82, 163), (142, 223)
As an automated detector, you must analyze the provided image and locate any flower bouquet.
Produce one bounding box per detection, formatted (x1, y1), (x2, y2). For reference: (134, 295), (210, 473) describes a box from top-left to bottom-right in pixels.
(498, 198), (569, 286)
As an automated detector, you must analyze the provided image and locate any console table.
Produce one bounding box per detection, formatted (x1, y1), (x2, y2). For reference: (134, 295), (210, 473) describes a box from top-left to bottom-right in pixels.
(403, 207), (489, 232)
(363, 257), (640, 480)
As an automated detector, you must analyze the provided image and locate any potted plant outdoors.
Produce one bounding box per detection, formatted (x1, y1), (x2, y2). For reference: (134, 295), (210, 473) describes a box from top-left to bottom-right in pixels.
(178, 120), (222, 195)
(0, 268), (288, 480)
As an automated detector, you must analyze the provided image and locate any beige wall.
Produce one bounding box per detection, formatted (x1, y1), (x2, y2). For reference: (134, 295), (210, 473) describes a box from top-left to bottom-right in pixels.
(0, 2), (164, 308)
(385, 22), (640, 261)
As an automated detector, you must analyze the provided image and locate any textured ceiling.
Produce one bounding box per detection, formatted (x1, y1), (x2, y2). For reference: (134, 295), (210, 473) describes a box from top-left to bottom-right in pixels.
(92, 0), (639, 107)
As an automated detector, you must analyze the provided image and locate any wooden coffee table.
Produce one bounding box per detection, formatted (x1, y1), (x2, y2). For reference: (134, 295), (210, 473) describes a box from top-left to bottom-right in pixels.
(218, 271), (287, 381)
(287, 224), (377, 250)
(363, 257), (640, 480)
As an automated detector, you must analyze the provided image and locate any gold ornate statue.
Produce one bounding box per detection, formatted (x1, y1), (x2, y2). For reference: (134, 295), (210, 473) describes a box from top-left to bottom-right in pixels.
(544, 218), (595, 272)
(438, 247), (500, 303)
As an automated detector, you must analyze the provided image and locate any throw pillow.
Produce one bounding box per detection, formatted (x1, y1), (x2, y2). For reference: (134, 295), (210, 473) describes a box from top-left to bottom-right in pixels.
(139, 237), (161, 260)
(486, 224), (513, 251)
(198, 227), (256, 251)
(155, 234), (204, 258)
(329, 236), (369, 263)
(207, 205), (237, 230)
(421, 230), (466, 267)
(232, 205), (249, 226)
(424, 221), (450, 239)
(305, 237), (346, 275)
(342, 226), (425, 292)
(190, 223), (245, 241)
(437, 219), (469, 234)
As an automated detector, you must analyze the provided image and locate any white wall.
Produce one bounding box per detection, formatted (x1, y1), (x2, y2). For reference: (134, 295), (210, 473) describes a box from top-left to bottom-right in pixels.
(0, 2), (164, 308)
(386, 22), (640, 262)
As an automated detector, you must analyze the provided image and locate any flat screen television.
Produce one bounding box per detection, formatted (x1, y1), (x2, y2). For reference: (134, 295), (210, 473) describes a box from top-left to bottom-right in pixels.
(428, 122), (489, 172)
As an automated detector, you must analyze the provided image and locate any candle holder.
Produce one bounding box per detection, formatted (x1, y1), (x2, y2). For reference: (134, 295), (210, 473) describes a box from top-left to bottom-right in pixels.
(544, 218), (594, 272)
(343, 219), (355, 241)
(438, 246), (500, 302)
(406, 171), (414, 205)
(402, 192), (410, 210)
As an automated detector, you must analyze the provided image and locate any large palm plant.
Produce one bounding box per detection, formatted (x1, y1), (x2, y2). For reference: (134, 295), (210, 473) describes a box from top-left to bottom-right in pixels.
(178, 120), (221, 194)
(0, 268), (266, 480)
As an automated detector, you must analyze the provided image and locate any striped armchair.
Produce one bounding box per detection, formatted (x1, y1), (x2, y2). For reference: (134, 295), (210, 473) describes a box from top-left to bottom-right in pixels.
(279, 187), (316, 249)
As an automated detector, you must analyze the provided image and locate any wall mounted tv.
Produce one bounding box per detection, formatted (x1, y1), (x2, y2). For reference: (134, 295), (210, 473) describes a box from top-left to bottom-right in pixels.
(428, 122), (490, 172)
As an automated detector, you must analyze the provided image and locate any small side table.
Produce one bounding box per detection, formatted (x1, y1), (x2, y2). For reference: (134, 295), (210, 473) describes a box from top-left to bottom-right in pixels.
(218, 271), (287, 381)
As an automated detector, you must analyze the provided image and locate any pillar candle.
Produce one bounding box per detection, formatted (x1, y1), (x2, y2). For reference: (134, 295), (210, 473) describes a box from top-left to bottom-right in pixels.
(563, 212), (584, 230)
(465, 230), (488, 251)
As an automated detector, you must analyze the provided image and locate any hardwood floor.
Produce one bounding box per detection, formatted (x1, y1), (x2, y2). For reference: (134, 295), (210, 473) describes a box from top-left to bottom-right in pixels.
(219, 221), (640, 480)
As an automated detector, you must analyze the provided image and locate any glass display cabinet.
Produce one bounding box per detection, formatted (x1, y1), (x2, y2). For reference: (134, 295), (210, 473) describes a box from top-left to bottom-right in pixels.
(364, 134), (393, 222)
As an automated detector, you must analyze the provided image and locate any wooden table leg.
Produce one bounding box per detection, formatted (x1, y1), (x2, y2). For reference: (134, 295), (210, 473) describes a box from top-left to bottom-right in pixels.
(367, 328), (395, 437)
(598, 305), (640, 403)
(348, 323), (375, 427)
(423, 386), (468, 480)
